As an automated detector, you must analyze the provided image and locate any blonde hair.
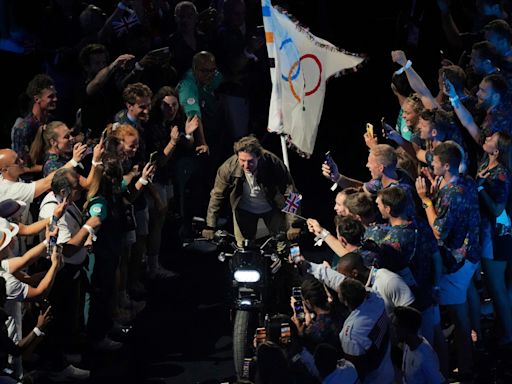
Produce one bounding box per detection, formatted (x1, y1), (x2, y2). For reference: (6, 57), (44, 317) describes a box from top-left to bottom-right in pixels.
(370, 144), (397, 169)
(29, 120), (67, 164)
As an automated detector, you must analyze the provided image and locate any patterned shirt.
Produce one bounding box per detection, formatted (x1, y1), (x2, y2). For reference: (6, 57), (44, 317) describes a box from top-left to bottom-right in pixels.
(11, 114), (42, 164)
(43, 153), (66, 177)
(477, 158), (511, 237)
(303, 313), (343, 353)
(369, 219), (437, 310)
(433, 176), (481, 266)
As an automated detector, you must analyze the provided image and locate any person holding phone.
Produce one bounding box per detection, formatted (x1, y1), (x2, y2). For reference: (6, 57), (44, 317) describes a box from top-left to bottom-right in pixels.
(290, 278), (344, 355)
(38, 168), (102, 378)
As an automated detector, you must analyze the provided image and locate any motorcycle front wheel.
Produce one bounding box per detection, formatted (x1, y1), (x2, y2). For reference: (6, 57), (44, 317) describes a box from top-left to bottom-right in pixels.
(233, 310), (258, 379)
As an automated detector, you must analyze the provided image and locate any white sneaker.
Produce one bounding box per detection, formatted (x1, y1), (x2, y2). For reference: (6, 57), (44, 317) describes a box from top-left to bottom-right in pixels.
(48, 364), (90, 382)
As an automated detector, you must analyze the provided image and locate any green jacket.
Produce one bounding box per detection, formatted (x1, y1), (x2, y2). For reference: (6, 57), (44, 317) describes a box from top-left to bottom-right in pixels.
(206, 150), (298, 228)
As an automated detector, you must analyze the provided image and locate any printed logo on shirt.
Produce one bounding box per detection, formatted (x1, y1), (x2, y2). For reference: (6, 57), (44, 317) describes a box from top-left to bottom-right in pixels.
(187, 97), (196, 105)
(92, 206), (102, 214)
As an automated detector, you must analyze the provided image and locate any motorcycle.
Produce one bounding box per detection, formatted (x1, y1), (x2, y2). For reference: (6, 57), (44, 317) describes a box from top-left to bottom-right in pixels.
(207, 230), (301, 379)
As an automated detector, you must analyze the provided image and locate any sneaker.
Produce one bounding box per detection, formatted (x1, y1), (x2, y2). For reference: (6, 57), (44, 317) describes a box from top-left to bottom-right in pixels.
(48, 364), (90, 382)
(92, 336), (123, 352)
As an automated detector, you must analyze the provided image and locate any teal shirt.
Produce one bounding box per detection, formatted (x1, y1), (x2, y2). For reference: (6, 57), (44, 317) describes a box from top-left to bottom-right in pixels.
(177, 69), (223, 119)
(396, 107), (413, 141)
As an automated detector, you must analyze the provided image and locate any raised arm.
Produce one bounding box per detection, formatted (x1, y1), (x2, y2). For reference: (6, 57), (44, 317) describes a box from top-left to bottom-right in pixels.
(391, 50), (440, 110)
(444, 79), (480, 143)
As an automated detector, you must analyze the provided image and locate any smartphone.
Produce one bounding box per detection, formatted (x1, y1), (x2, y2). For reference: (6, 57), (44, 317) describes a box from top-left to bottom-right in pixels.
(366, 122), (374, 138)
(325, 151), (337, 176)
(48, 215), (59, 256)
(279, 323), (291, 344)
(242, 358), (252, 379)
(149, 151), (158, 164)
(255, 327), (266, 346)
(292, 287), (305, 322)
(290, 245), (301, 264)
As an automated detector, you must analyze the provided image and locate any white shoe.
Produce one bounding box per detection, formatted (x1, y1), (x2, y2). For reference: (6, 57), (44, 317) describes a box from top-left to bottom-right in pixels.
(48, 364), (90, 382)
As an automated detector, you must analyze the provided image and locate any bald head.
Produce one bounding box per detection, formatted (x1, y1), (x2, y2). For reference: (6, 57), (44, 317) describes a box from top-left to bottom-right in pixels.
(336, 252), (367, 281)
(0, 149), (25, 181)
(0, 149), (17, 169)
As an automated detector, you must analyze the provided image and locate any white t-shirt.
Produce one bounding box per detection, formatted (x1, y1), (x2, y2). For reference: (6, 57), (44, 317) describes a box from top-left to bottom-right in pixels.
(340, 291), (394, 384)
(39, 192), (87, 265)
(370, 267), (415, 314)
(237, 171), (272, 214)
(324, 359), (359, 384)
(0, 176), (35, 204)
(403, 337), (445, 384)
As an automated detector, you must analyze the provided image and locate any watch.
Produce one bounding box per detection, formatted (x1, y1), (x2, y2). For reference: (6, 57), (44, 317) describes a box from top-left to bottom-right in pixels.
(422, 199), (433, 209)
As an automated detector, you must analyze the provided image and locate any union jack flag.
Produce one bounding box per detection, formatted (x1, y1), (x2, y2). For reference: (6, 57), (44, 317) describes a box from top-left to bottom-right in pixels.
(112, 13), (140, 37)
(282, 192), (302, 214)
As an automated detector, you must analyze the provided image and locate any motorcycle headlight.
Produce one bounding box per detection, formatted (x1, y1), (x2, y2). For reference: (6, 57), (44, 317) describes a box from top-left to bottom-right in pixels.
(234, 269), (261, 283)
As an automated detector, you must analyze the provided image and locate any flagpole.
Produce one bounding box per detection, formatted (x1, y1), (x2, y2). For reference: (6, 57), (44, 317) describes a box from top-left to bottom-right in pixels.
(280, 134), (290, 171)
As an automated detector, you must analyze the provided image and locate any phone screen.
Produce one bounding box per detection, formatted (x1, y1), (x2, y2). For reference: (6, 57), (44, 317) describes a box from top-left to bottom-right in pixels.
(290, 245), (301, 263)
(255, 327), (266, 345)
(242, 358), (252, 379)
(280, 323), (291, 344)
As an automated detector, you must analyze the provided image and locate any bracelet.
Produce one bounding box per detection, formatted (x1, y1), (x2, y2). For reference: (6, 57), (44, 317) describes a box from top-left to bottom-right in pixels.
(92, 160), (103, 167)
(394, 60), (412, 75)
(33, 327), (45, 337)
(318, 228), (330, 240)
(134, 62), (144, 71)
(422, 198), (433, 209)
(138, 177), (149, 186)
(449, 95), (460, 108)
(83, 224), (97, 241)
(70, 159), (79, 168)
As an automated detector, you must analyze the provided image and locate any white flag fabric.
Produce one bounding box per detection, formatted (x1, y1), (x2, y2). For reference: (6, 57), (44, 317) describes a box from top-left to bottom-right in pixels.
(261, 0), (365, 157)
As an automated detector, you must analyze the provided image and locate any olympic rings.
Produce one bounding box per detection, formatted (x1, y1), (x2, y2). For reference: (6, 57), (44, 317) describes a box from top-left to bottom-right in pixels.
(279, 38), (300, 81)
(287, 54), (322, 103)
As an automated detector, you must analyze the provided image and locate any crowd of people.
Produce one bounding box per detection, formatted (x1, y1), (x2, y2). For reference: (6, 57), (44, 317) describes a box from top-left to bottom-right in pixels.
(1, 0), (512, 383)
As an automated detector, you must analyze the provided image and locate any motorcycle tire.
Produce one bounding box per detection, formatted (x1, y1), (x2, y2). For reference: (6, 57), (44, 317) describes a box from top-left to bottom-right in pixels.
(233, 310), (255, 379)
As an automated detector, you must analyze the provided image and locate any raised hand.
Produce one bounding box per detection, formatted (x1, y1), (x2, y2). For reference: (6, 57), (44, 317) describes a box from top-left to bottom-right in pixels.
(72, 142), (87, 163)
(185, 116), (200, 135)
(391, 50), (408, 66)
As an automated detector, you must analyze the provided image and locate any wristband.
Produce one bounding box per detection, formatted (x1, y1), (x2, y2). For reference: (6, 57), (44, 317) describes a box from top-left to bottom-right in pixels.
(134, 62), (144, 71)
(43, 239), (48, 247)
(92, 160), (103, 167)
(138, 177), (149, 186)
(394, 60), (412, 75)
(319, 228), (330, 240)
(33, 327), (45, 337)
(185, 134), (193, 140)
(83, 224), (97, 242)
(449, 95), (460, 108)
(70, 159), (79, 168)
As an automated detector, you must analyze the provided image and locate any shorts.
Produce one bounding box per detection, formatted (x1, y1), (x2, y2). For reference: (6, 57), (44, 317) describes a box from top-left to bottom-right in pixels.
(439, 260), (478, 305)
(134, 207), (149, 236)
